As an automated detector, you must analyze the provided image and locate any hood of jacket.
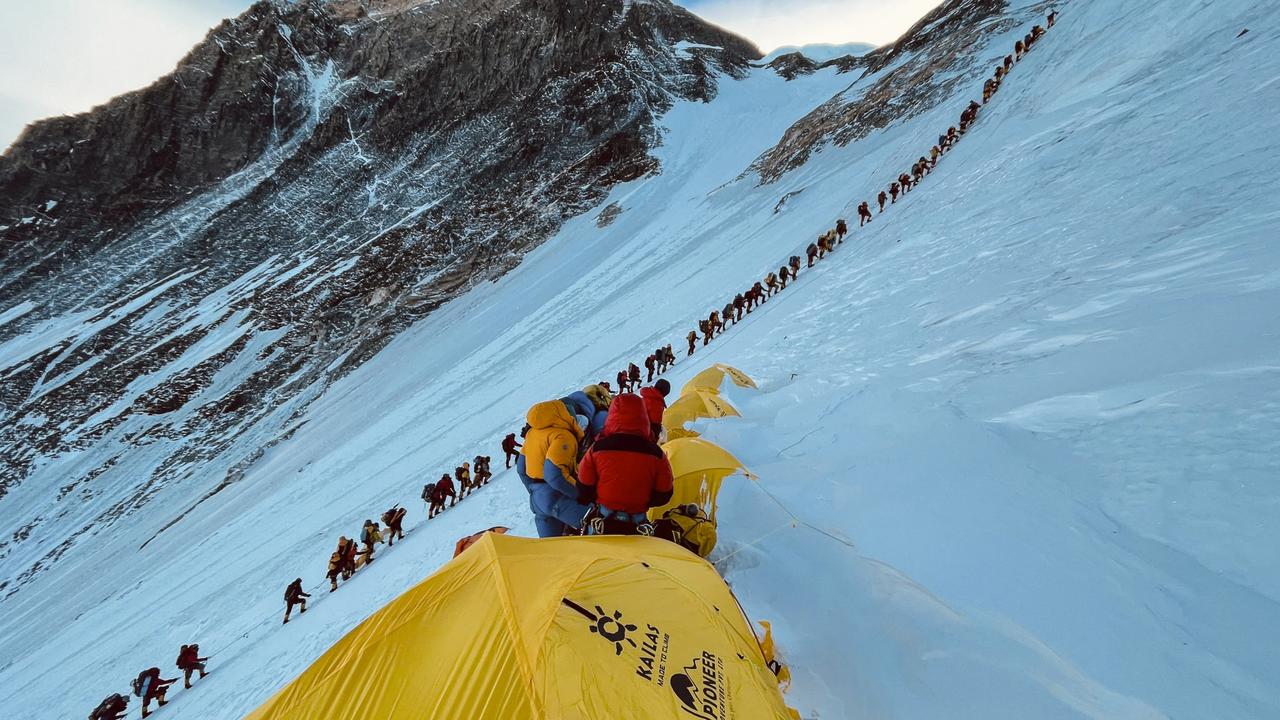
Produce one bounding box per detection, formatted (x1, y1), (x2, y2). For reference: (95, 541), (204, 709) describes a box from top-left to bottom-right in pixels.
(527, 399), (582, 439)
(561, 392), (597, 419)
(602, 393), (651, 437)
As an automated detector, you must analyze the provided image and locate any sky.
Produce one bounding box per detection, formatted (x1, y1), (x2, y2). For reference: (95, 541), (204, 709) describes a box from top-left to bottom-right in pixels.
(0, 0), (940, 152)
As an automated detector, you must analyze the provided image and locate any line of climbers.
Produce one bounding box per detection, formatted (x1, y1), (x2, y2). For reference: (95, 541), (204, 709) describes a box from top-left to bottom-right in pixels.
(613, 344), (678, 392)
(686, 10), (1055, 357)
(87, 11), (1058, 718)
(87, 646), (209, 719)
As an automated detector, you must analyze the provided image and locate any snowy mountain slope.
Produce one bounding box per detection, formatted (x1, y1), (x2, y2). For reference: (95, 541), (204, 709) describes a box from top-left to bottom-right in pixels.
(0, 0), (759, 600)
(4, 0), (1280, 718)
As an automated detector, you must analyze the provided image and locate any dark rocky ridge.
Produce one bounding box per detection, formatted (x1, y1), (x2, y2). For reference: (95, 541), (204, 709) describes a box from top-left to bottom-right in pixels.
(0, 0), (758, 595)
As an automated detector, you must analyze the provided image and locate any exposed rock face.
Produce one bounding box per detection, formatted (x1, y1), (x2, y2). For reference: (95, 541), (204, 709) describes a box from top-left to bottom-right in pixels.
(0, 0), (757, 594)
(764, 51), (869, 81)
(752, 0), (1023, 182)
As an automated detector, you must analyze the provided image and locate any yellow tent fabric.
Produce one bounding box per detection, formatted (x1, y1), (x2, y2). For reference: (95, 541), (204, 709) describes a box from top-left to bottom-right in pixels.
(650, 437), (753, 523)
(682, 364), (758, 396)
(246, 533), (792, 720)
(662, 390), (740, 439)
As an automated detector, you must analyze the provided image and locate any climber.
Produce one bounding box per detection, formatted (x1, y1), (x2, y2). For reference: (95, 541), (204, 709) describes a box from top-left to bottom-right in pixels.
(1032, 24), (1045, 41)
(132, 667), (176, 718)
(858, 201), (873, 226)
(1015, 38), (1025, 60)
(502, 433), (521, 468)
(959, 108), (973, 134)
(947, 126), (959, 146)
(382, 505), (406, 545)
(614, 369), (628, 394)
(686, 330), (698, 356)
(899, 172), (913, 193)
(640, 378), (671, 441)
(877, 190), (888, 213)
(938, 132), (949, 152)
(911, 162), (923, 183)
(721, 300), (735, 329)
(359, 519), (382, 565)
(89, 693), (129, 720)
(325, 550), (343, 591)
(734, 293), (747, 321)
(751, 281), (766, 308)
(337, 535), (359, 578)
(664, 345), (676, 369)
(581, 384), (613, 444)
(283, 578), (309, 624)
(435, 473), (457, 514)
(789, 255), (802, 279)
(175, 644), (209, 689)
(765, 271), (779, 296)
(835, 217), (848, 243)
(644, 354), (656, 382)
(577, 393), (675, 536)
(1024, 31), (1035, 50)
(890, 182), (901, 203)
(708, 311), (723, 341)
(627, 363), (641, 391)
(473, 455), (490, 485)
(983, 78), (995, 103)
(806, 241), (819, 267)
(517, 395), (593, 537)
(931, 145), (941, 166)
(816, 235), (828, 260)
(457, 462), (474, 497)
(1047, 9), (1057, 27)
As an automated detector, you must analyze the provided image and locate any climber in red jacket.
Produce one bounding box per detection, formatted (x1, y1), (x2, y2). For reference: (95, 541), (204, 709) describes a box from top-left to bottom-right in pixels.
(577, 393), (674, 535)
(639, 379), (671, 441)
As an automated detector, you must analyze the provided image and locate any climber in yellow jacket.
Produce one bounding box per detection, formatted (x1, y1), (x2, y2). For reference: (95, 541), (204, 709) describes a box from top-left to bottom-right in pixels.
(516, 394), (595, 537)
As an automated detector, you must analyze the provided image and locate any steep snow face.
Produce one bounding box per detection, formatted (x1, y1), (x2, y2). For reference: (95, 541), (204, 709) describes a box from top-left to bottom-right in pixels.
(3, 0), (1280, 719)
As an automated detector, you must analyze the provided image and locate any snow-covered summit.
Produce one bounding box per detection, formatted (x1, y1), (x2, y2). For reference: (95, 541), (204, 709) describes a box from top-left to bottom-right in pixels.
(760, 41), (876, 64)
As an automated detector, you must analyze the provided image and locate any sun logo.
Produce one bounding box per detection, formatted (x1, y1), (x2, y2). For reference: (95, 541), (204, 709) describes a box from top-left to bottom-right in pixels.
(562, 599), (638, 656)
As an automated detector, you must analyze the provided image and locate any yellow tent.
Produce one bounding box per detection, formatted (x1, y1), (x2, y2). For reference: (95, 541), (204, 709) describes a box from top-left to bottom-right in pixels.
(662, 390), (740, 440)
(651, 437), (753, 523)
(246, 533), (792, 720)
(682, 364), (758, 396)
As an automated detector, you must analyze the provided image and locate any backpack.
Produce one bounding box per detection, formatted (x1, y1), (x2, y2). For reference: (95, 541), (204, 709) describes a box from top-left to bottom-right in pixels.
(93, 693), (127, 718)
(175, 645), (189, 670)
(422, 483), (436, 501)
(381, 509), (395, 525)
(131, 669), (154, 697)
(655, 507), (717, 558)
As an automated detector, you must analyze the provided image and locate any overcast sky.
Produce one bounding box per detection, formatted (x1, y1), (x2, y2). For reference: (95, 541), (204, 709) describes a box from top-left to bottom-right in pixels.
(0, 0), (939, 151)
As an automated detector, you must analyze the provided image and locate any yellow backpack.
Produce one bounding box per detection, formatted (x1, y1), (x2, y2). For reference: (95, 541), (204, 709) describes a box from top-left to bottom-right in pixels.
(658, 507), (717, 558)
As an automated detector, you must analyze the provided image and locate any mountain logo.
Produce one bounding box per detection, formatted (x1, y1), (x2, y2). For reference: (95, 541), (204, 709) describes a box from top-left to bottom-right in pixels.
(669, 652), (729, 720)
(562, 598), (638, 655)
